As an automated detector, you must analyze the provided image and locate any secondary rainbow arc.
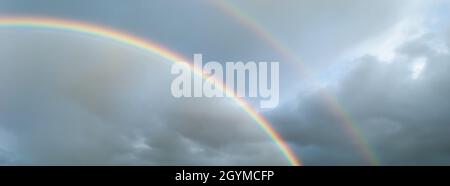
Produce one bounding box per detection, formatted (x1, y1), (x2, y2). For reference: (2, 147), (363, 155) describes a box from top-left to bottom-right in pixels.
(211, 1), (380, 165)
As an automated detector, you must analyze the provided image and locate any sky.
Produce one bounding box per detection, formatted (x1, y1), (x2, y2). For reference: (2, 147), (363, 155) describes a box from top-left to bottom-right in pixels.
(0, 0), (449, 165)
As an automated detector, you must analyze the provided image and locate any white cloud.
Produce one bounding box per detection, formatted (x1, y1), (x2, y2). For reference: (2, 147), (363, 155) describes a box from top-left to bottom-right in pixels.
(410, 57), (427, 79)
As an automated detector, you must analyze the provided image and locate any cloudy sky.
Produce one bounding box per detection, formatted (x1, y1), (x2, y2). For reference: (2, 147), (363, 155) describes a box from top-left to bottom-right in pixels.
(0, 0), (449, 165)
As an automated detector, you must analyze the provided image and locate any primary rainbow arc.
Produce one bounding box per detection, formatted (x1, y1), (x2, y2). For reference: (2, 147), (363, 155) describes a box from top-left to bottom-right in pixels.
(0, 16), (302, 166)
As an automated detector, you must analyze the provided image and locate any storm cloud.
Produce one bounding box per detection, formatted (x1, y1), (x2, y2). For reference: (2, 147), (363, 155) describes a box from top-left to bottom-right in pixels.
(0, 0), (449, 165)
(270, 21), (450, 165)
(0, 30), (286, 165)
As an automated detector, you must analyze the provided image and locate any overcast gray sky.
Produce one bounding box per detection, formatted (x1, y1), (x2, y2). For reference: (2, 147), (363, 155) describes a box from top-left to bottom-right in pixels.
(0, 0), (449, 165)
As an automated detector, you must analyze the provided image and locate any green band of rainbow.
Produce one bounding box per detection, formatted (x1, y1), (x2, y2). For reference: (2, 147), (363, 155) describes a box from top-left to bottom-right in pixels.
(0, 16), (302, 166)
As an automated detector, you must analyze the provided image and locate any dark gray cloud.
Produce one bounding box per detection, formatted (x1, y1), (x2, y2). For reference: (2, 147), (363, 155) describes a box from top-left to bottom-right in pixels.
(270, 28), (450, 165)
(0, 30), (286, 165)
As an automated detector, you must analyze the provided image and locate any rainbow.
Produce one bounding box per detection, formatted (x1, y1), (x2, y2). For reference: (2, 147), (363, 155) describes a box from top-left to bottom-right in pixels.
(0, 16), (302, 166)
(212, 1), (380, 165)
